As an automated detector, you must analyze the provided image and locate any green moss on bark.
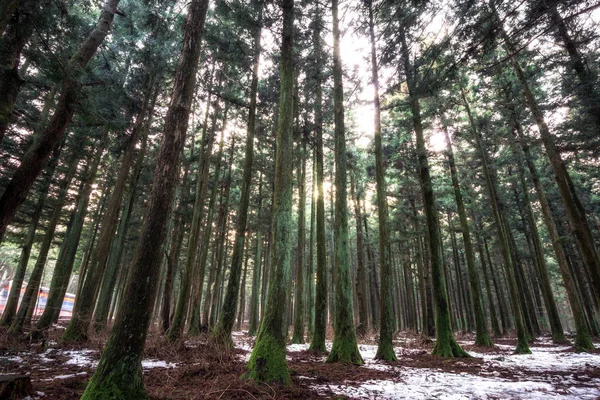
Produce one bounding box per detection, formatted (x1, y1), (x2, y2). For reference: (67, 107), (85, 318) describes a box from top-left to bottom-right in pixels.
(245, 329), (291, 385)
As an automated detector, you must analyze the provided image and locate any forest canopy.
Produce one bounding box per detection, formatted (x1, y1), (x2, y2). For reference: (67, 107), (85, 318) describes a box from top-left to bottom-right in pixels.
(0, 0), (599, 398)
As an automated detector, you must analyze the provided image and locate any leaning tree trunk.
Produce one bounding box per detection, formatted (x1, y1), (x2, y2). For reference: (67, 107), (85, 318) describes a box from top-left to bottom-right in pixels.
(496, 11), (600, 309)
(62, 80), (154, 343)
(36, 130), (108, 330)
(246, 0), (294, 384)
(0, 0), (121, 238)
(401, 31), (467, 358)
(512, 120), (594, 350)
(80, 0), (209, 398)
(327, 0), (363, 365)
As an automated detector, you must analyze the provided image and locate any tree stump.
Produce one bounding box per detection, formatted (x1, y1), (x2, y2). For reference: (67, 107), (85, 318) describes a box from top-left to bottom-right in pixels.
(0, 374), (32, 399)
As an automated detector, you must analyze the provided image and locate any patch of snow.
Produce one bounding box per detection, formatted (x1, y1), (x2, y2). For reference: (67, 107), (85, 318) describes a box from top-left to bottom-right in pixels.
(315, 367), (600, 399)
(141, 359), (177, 369)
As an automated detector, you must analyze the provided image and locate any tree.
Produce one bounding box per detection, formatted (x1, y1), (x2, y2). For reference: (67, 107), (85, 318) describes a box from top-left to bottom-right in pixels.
(245, 0), (294, 384)
(80, 0), (210, 397)
(326, 0), (363, 365)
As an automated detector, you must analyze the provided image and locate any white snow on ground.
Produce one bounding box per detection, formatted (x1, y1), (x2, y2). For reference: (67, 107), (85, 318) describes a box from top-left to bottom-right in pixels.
(141, 360), (177, 369)
(468, 344), (600, 374)
(316, 368), (600, 399)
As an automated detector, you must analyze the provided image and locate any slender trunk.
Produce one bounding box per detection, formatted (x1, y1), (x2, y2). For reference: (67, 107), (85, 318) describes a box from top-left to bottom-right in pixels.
(81, 0), (209, 397)
(248, 177), (263, 336)
(291, 138), (306, 344)
(350, 170), (369, 336)
(188, 108), (230, 334)
(309, 1), (327, 354)
(443, 126), (491, 345)
(513, 123), (593, 349)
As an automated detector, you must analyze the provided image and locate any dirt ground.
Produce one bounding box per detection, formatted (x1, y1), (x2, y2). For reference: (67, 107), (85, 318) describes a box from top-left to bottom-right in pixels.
(1, 324), (599, 399)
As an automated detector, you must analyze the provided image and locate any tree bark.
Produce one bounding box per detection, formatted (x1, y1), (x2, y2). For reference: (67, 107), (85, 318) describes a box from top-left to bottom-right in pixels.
(246, 0), (294, 384)
(81, 0), (209, 397)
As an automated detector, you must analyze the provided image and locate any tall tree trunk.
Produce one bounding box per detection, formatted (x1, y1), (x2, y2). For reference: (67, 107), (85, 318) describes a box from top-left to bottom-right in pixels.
(0, 0), (121, 238)
(188, 108), (229, 334)
(167, 80), (220, 340)
(308, 1), (327, 354)
(248, 177), (263, 336)
(246, 0), (294, 384)
(401, 30), (467, 357)
(366, 0), (396, 361)
(291, 137), (306, 344)
(212, 0), (263, 345)
(327, 0), (362, 365)
(81, 0), (209, 397)
(512, 122), (593, 349)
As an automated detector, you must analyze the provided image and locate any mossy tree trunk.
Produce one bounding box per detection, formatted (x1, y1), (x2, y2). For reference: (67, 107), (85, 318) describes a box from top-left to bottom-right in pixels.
(443, 126), (492, 346)
(326, 0), (363, 365)
(62, 78), (154, 343)
(400, 30), (467, 358)
(212, 0), (263, 345)
(366, 0), (396, 361)
(0, 0), (121, 238)
(308, 1), (327, 354)
(80, 0), (209, 397)
(246, 0), (294, 384)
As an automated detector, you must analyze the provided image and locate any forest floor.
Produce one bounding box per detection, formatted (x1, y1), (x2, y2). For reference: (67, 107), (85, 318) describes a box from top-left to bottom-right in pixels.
(1, 324), (599, 399)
